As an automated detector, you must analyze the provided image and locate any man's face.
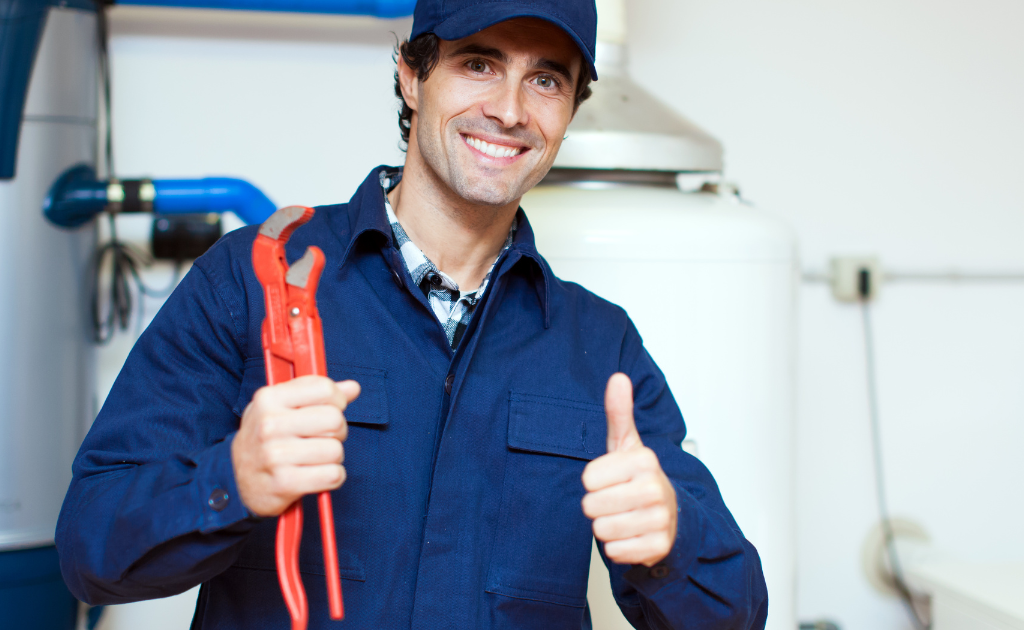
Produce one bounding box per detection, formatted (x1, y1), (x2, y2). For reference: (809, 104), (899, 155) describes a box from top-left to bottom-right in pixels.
(405, 18), (583, 207)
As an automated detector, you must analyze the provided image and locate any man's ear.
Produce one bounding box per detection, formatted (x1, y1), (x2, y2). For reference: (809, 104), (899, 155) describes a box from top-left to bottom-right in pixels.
(397, 54), (420, 113)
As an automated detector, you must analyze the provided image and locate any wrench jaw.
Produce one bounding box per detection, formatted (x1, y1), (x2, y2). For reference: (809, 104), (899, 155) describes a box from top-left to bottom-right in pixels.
(286, 247), (328, 379)
(253, 206), (315, 289)
(285, 247), (326, 292)
(259, 205), (315, 242)
(253, 207), (316, 376)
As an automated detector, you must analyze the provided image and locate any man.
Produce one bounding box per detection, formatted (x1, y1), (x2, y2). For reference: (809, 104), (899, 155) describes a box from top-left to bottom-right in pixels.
(57, 0), (769, 627)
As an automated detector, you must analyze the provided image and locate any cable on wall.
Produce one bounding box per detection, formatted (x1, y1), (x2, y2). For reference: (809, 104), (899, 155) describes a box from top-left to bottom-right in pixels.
(804, 270), (1024, 284)
(858, 269), (930, 630)
(90, 2), (182, 344)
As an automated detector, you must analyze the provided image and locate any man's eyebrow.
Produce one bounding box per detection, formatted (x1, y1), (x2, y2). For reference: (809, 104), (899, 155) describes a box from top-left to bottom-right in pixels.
(447, 43), (510, 64)
(536, 58), (575, 84)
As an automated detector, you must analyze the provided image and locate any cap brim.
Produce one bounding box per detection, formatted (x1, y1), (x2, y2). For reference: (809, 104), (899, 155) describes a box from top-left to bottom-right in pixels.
(428, 3), (598, 80)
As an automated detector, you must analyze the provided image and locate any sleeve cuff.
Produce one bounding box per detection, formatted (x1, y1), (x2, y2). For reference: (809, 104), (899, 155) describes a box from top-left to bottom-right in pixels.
(623, 480), (702, 598)
(194, 432), (259, 533)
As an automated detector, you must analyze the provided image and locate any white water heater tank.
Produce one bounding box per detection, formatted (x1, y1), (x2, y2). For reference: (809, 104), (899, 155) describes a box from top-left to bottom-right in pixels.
(522, 1), (797, 626)
(0, 8), (97, 551)
(523, 182), (797, 630)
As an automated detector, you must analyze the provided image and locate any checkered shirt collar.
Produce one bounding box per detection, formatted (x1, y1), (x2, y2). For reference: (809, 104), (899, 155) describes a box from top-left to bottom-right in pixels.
(380, 169), (516, 347)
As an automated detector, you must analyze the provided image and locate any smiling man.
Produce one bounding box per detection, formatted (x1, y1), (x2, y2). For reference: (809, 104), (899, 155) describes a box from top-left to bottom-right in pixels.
(57, 1), (768, 628)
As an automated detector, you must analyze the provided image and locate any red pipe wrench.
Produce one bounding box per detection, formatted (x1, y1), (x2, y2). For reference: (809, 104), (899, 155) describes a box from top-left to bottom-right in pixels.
(252, 206), (344, 630)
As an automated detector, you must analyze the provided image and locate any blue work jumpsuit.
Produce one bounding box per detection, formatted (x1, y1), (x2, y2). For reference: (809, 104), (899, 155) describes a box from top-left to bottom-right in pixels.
(56, 166), (769, 629)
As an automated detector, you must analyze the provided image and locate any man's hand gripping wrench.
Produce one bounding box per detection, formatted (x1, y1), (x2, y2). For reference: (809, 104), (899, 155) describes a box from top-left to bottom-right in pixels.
(253, 206), (344, 630)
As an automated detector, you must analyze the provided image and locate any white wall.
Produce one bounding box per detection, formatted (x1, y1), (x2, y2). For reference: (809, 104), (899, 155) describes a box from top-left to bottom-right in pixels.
(97, 2), (1024, 629)
(623, 0), (1024, 628)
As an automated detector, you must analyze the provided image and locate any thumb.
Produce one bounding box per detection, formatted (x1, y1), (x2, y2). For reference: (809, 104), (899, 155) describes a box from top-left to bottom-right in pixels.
(605, 373), (642, 452)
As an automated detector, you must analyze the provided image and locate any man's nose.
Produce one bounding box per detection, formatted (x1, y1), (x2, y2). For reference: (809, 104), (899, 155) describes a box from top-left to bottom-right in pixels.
(482, 77), (529, 130)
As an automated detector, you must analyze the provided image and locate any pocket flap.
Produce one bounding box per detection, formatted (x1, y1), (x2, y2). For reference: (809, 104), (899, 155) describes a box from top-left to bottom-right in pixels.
(233, 360), (388, 426)
(331, 364), (388, 426)
(507, 392), (606, 461)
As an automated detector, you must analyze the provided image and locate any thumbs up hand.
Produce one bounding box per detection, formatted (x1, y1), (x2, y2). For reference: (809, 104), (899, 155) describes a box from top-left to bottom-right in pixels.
(581, 373), (678, 567)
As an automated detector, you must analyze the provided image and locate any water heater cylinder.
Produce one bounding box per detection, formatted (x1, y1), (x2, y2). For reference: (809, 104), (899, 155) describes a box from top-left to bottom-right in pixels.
(0, 8), (97, 550)
(522, 182), (797, 630)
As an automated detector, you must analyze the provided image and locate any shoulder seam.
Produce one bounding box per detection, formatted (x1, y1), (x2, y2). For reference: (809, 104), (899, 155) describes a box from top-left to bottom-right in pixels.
(193, 262), (248, 355)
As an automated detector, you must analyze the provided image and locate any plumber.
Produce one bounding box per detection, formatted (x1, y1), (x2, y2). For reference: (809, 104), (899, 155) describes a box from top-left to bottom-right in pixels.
(57, 0), (768, 627)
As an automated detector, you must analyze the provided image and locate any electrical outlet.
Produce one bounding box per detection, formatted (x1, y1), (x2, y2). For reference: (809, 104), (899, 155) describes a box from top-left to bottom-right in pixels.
(830, 256), (882, 302)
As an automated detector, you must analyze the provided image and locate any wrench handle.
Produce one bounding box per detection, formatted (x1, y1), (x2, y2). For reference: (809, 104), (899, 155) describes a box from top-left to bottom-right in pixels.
(276, 502), (307, 630)
(319, 491), (344, 619)
(284, 245), (344, 619)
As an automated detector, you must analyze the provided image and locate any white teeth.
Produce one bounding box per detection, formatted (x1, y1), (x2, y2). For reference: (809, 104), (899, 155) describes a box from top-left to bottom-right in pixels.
(464, 135), (521, 158)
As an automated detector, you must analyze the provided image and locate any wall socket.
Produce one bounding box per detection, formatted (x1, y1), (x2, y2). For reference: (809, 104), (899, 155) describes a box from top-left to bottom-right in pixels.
(830, 256), (882, 302)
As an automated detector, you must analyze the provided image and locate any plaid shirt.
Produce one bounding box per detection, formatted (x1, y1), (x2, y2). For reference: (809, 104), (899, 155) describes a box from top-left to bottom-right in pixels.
(381, 170), (516, 349)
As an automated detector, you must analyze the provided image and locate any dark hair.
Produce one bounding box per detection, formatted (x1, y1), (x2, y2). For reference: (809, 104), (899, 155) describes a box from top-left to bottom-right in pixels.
(393, 33), (594, 149)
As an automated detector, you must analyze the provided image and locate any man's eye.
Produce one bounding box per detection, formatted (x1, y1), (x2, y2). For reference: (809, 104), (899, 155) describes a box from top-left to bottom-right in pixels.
(536, 75), (556, 89)
(469, 60), (488, 73)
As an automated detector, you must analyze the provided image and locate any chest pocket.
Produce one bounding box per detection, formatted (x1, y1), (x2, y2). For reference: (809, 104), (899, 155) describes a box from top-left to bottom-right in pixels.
(230, 360), (388, 580)
(486, 392), (607, 609)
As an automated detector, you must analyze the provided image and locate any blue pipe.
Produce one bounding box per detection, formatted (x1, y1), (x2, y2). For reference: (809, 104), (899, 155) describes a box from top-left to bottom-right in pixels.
(42, 164), (107, 227)
(43, 163), (278, 228)
(152, 177), (276, 224)
(117, 0), (416, 19)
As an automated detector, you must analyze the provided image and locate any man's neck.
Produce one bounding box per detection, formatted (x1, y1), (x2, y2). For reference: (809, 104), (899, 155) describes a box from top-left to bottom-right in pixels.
(388, 154), (519, 292)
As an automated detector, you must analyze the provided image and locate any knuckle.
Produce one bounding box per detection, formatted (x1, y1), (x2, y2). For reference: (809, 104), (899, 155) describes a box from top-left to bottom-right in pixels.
(604, 541), (625, 562)
(581, 463), (600, 489)
(326, 439), (342, 462)
(257, 415), (278, 441)
(643, 480), (663, 502)
(268, 470), (290, 496)
(659, 532), (673, 551)
(581, 494), (596, 517)
(639, 447), (658, 468)
(651, 506), (670, 529)
(263, 443), (284, 467)
(252, 386), (275, 409)
(313, 378), (335, 399)
(595, 517), (619, 541)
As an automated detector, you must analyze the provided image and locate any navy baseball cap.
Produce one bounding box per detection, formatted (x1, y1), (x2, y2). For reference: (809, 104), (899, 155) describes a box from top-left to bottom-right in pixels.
(410, 0), (599, 80)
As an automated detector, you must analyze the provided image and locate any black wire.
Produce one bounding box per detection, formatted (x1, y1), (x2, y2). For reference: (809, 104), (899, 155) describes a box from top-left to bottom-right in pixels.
(97, 2), (114, 177)
(861, 300), (930, 630)
(91, 215), (181, 344)
(89, 4), (181, 344)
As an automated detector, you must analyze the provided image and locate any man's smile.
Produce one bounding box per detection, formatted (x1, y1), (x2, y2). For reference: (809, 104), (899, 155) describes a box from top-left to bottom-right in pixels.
(460, 133), (530, 161)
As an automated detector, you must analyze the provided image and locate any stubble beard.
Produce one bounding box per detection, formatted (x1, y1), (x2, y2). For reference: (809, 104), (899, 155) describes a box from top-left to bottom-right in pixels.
(415, 117), (549, 208)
